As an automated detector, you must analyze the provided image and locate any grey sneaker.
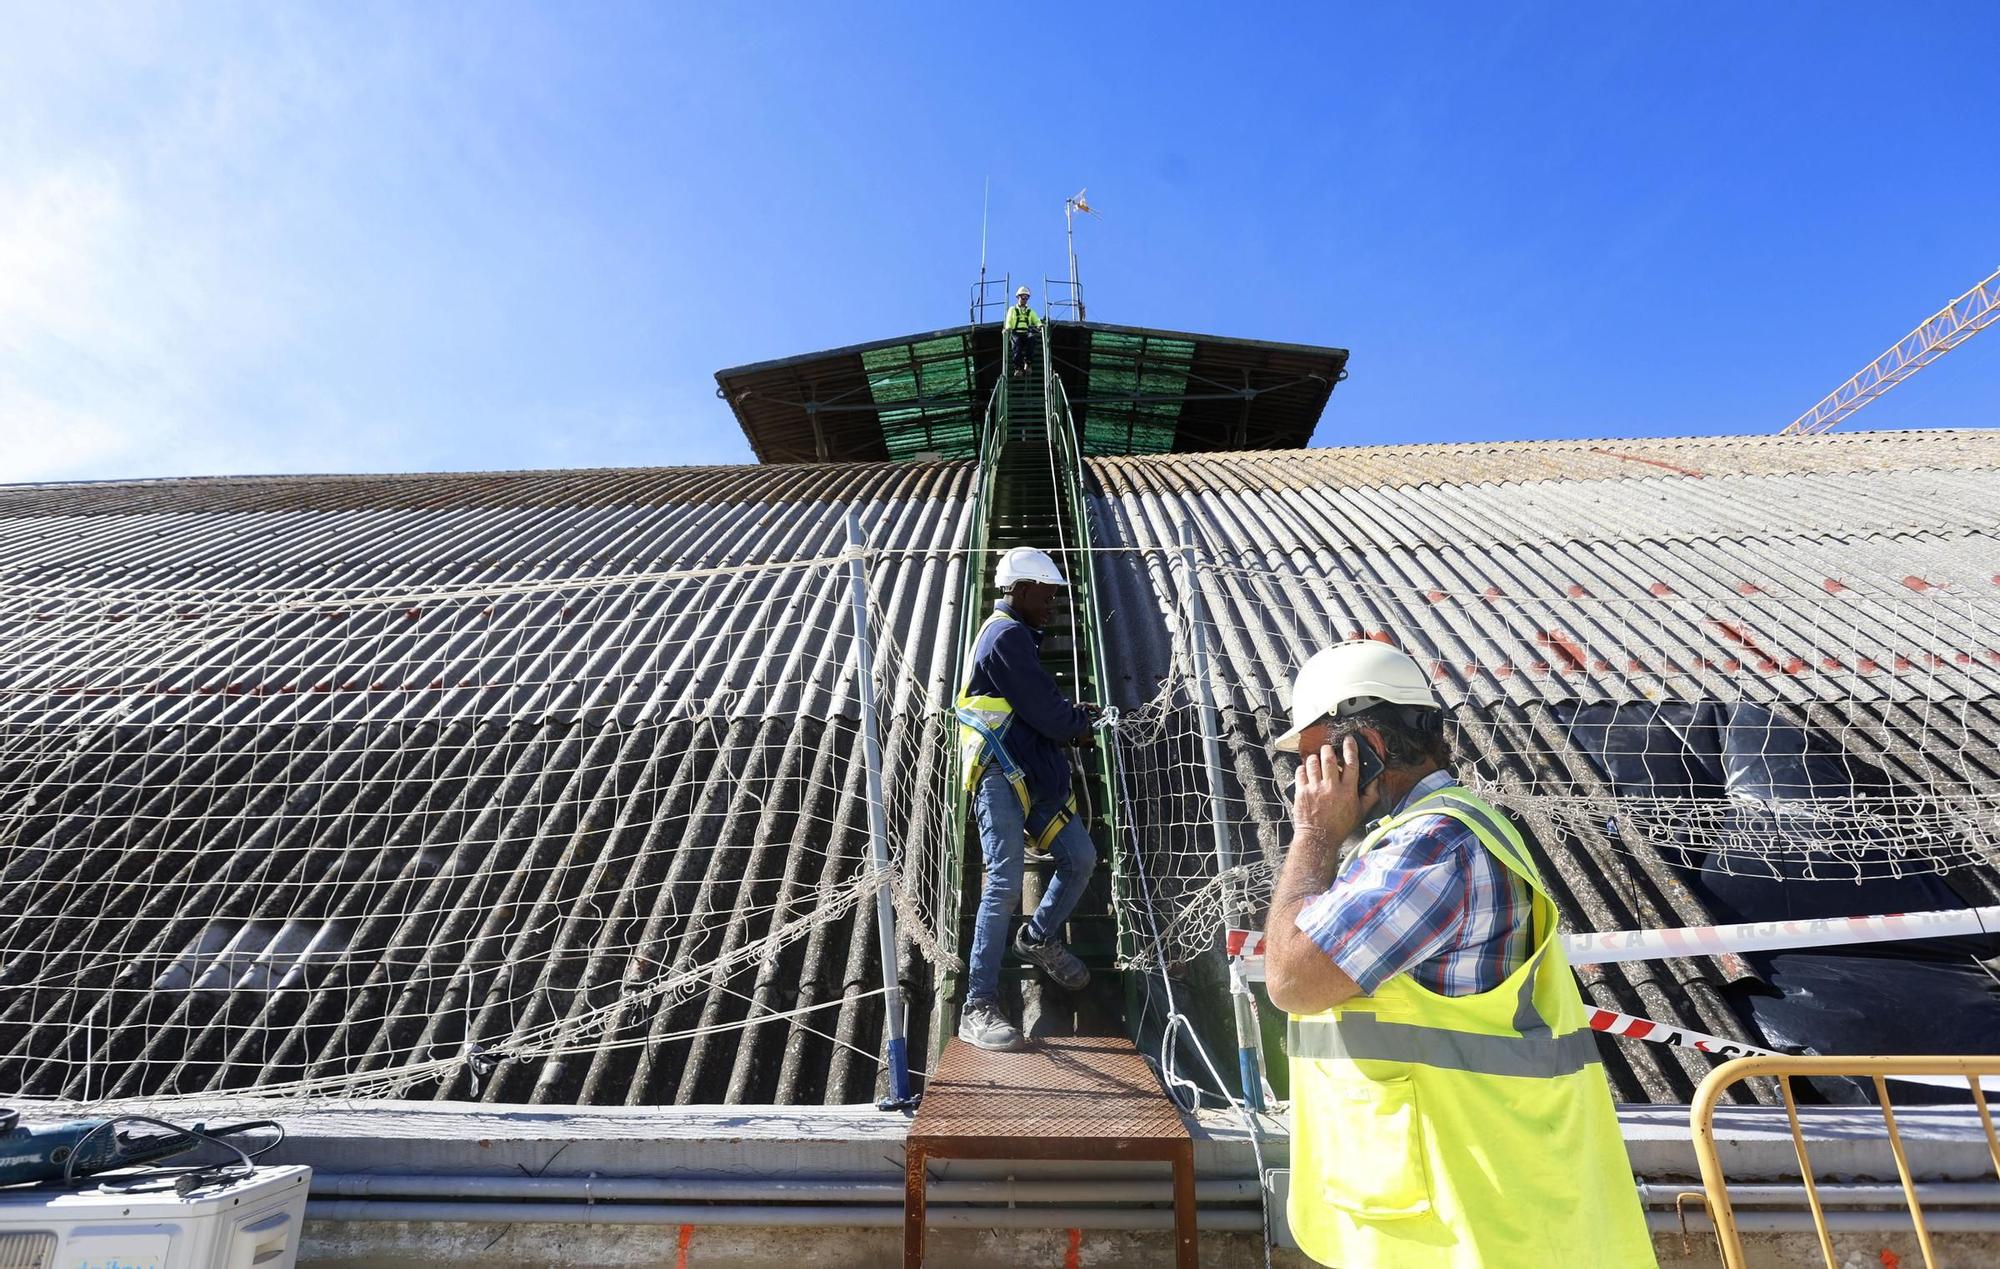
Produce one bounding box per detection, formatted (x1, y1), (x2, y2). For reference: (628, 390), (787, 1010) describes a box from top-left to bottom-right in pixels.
(1014, 925), (1091, 990)
(958, 998), (1023, 1052)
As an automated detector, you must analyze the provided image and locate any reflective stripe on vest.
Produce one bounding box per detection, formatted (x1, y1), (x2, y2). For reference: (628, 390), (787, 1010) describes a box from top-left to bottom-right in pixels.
(1288, 1006), (1599, 1079)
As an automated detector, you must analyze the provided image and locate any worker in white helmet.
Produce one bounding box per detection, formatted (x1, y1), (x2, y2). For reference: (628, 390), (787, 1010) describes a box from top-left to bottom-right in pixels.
(1004, 285), (1041, 379)
(1263, 641), (1653, 1267)
(953, 545), (1101, 1051)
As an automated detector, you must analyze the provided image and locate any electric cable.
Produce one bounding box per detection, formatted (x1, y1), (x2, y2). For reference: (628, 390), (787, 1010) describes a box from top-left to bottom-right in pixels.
(61, 1115), (284, 1196)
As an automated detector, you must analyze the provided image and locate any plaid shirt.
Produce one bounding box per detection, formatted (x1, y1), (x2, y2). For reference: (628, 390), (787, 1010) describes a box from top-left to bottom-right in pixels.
(1295, 770), (1533, 997)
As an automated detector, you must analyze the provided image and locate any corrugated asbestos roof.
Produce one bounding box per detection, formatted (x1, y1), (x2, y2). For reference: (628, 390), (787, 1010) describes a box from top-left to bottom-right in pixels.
(1087, 428), (2000, 1104)
(5, 426), (1997, 1110)
(0, 461), (975, 1107)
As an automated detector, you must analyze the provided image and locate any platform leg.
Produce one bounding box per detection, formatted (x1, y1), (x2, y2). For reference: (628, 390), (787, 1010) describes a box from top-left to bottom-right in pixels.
(904, 1143), (927, 1268)
(1171, 1141), (1197, 1268)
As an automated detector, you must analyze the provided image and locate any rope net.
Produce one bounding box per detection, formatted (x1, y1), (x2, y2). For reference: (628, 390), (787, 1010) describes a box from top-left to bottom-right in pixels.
(1110, 550), (2000, 970)
(6, 536), (1998, 1097)
(0, 553), (958, 1106)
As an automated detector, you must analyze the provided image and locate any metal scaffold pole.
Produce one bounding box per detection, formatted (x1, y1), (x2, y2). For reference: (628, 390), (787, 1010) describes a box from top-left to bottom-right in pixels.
(1178, 520), (1267, 1111)
(848, 511), (914, 1109)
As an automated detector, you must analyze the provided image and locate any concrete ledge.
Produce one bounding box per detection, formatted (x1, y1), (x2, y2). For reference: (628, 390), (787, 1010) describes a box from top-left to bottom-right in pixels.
(19, 1095), (1990, 1186)
(1619, 1102), (2000, 1182)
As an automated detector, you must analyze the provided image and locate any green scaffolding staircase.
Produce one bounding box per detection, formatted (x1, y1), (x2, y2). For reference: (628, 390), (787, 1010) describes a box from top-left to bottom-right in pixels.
(932, 328), (1134, 1055)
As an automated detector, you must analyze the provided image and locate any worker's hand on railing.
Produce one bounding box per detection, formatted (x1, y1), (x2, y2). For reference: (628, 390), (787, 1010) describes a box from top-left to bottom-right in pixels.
(1070, 702), (1105, 745)
(1081, 702), (1120, 731)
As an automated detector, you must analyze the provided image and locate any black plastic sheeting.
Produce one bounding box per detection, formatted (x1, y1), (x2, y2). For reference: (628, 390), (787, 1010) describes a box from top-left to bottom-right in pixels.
(1562, 702), (2000, 1103)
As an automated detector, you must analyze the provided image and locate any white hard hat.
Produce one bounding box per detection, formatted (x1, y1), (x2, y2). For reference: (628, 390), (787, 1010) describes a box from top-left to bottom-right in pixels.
(1016, 286), (1031, 297)
(994, 546), (1067, 589)
(1273, 640), (1439, 753)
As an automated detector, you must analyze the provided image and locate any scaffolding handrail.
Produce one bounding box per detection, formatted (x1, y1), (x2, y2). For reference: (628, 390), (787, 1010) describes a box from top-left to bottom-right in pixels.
(968, 273), (1013, 327)
(929, 374), (1011, 1058)
(1041, 321), (1134, 965)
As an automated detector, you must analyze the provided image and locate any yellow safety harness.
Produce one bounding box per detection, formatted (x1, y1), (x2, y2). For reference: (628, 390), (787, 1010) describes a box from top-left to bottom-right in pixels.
(955, 612), (1076, 853)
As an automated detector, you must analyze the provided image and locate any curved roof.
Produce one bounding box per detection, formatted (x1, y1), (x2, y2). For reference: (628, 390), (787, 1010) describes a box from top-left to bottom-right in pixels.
(1086, 428), (2000, 1103)
(0, 460), (975, 1107)
(5, 426), (1997, 1109)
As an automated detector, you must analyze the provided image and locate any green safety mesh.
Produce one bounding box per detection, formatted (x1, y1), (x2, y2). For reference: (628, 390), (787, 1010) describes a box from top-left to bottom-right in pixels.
(1073, 330), (1194, 456)
(854, 326), (1228, 461)
(863, 334), (982, 461)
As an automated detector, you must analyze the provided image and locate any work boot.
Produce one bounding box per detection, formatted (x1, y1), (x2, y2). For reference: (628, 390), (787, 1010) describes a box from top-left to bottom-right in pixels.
(957, 998), (1023, 1052)
(1014, 925), (1090, 991)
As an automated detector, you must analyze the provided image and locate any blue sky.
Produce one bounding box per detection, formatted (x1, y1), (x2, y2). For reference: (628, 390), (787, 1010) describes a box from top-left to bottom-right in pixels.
(4, 3), (1997, 482)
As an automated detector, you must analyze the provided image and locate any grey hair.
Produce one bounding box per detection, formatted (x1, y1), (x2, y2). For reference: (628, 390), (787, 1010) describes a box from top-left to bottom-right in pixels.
(1321, 701), (1450, 770)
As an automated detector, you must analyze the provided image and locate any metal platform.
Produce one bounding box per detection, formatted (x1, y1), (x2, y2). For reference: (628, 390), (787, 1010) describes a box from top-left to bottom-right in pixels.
(903, 1035), (1196, 1267)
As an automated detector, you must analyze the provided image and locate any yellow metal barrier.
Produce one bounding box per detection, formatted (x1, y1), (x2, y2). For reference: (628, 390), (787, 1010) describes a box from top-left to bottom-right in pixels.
(1689, 1055), (2000, 1269)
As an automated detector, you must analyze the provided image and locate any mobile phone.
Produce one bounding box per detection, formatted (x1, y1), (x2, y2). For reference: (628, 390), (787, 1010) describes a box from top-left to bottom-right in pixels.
(1353, 738), (1385, 793)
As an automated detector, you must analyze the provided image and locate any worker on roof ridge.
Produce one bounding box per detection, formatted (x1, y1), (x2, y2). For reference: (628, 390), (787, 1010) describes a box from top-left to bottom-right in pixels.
(954, 545), (1101, 1052)
(1261, 641), (1655, 1268)
(1005, 285), (1041, 380)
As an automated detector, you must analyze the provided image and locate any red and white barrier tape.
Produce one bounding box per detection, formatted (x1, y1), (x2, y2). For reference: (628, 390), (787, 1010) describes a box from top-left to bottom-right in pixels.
(1222, 929), (1995, 1090)
(1586, 1007), (1774, 1059)
(1585, 1007), (1998, 1092)
(1226, 903), (2000, 975)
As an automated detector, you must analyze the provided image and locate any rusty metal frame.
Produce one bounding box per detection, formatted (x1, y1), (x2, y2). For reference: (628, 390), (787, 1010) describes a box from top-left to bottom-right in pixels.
(903, 1036), (1197, 1267)
(904, 1135), (1196, 1267)
(1690, 1054), (2000, 1269)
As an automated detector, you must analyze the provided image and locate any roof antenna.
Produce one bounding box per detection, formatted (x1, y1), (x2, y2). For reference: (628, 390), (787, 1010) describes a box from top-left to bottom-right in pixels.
(970, 177), (991, 325)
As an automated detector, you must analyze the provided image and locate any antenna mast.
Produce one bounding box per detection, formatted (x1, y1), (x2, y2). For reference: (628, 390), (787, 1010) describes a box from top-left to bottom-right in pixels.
(1060, 189), (1099, 322)
(969, 178), (1005, 324)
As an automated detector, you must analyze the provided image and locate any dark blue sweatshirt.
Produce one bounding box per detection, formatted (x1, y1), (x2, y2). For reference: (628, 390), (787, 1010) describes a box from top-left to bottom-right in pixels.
(965, 601), (1090, 806)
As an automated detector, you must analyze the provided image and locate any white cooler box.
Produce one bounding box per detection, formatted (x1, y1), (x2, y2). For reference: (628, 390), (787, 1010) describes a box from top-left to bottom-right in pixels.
(0, 1165), (310, 1269)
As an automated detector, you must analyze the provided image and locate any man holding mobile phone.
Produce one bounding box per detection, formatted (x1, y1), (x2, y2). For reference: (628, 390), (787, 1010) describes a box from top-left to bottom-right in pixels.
(1261, 641), (1523, 1012)
(1260, 640), (1654, 1267)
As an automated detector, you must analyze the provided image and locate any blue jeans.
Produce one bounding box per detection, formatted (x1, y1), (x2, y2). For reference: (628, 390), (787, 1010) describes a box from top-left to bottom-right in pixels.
(966, 764), (1096, 1003)
(1010, 330), (1037, 374)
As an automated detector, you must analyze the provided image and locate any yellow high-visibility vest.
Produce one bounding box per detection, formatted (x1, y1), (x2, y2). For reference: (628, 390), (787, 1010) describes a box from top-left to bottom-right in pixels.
(1005, 304), (1041, 331)
(954, 612), (1074, 852)
(1287, 785), (1656, 1268)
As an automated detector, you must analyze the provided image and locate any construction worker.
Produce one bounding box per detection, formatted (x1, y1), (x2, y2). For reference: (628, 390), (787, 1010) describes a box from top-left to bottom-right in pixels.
(1005, 285), (1041, 379)
(1261, 641), (1655, 1268)
(955, 546), (1100, 1051)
